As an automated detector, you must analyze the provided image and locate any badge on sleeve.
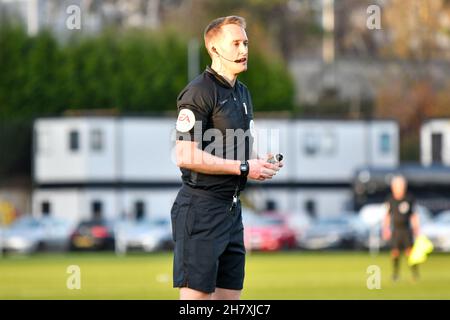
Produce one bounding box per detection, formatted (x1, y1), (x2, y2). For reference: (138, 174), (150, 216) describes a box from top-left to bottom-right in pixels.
(176, 109), (196, 132)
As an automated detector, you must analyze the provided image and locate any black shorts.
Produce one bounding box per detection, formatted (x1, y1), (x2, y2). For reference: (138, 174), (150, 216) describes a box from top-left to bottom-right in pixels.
(170, 185), (246, 294)
(391, 229), (414, 250)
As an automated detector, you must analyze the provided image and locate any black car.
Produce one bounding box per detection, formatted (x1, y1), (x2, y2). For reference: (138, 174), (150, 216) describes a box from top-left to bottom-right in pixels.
(69, 219), (115, 251)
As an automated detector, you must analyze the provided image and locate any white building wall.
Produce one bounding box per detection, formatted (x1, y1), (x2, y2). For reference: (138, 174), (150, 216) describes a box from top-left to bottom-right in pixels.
(35, 117), (399, 184)
(295, 189), (353, 217)
(34, 118), (119, 183)
(244, 188), (353, 218)
(245, 188), (295, 213)
(122, 189), (179, 219)
(32, 117), (399, 222)
(421, 124), (432, 166)
(295, 121), (366, 181)
(251, 119), (293, 182)
(120, 118), (179, 181)
(32, 188), (180, 224)
(35, 119), (87, 182)
(253, 120), (398, 182)
(32, 189), (82, 223)
(81, 189), (119, 221)
(86, 120), (119, 180)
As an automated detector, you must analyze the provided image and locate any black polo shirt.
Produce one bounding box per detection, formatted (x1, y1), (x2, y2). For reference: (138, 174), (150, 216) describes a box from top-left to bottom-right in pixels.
(385, 193), (416, 230)
(175, 66), (255, 199)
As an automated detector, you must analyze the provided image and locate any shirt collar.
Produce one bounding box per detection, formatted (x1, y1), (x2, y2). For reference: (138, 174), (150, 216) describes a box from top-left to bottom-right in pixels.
(205, 66), (235, 89)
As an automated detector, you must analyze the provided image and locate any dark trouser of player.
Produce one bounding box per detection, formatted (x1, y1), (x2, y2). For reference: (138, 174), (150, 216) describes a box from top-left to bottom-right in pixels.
(391, 228), (419, 281)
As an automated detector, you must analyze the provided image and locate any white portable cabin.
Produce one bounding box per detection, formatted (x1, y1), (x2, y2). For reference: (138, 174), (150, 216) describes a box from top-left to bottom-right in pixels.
(34, 117), (179, 183)
(421, 119), (450, 166)
(32, 116), (399, 221)
(33, 116), (180, 223)
(248, 119), (398, 216)
(255, 119), (398, 182)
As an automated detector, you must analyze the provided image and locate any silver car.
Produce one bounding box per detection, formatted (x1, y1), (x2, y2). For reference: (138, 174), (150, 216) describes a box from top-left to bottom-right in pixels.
(1, 216), (74, 254)
(298, 214), (368, 250)
(115, 217), (173, 254)
(422, 211), (450, 252)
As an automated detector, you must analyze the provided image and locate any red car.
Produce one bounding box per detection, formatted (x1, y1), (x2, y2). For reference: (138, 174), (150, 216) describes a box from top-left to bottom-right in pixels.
(243, 212), (296, 251)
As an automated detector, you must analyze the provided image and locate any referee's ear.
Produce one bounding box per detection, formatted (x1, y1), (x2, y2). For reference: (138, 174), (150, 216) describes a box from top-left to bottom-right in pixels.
(209, 45), (219, 59)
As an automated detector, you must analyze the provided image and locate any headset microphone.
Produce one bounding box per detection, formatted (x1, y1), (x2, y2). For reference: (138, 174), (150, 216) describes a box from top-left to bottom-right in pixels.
(213, 47), (240, 63)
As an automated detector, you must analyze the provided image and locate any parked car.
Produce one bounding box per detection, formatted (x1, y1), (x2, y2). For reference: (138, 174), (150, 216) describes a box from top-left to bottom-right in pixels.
(422, 211), (450, 252)
(298, 214), (368, 250)
(69, 219), (116, 251)
(264, 211), (312, 248)
(243, 211), (296, 251)
(1, 215), (74, 254)
(115, 217), (173, 253)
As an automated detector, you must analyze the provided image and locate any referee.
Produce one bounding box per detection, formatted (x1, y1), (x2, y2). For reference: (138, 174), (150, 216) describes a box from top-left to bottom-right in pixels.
(171, 16), (283, 300)
(382, 175), (420, 282)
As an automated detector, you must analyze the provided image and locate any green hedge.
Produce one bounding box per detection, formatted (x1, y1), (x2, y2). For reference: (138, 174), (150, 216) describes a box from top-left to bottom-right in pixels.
(0, 25), (295, 119)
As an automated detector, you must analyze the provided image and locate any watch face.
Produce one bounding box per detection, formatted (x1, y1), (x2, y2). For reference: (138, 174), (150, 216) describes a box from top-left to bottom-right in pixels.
(240, 163), (248, 172)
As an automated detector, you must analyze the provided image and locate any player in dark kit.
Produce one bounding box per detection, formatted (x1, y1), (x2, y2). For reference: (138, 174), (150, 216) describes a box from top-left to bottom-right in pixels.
(382, 175), (421, 282)
(171, 16), (283, 300)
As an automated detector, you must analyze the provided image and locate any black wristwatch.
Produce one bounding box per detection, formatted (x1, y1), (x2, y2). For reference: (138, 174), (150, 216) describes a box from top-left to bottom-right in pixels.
(240, 161), (249, 177)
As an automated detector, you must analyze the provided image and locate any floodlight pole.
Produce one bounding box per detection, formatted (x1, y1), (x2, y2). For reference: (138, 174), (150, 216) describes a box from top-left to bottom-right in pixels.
(188, 38), (200, 81)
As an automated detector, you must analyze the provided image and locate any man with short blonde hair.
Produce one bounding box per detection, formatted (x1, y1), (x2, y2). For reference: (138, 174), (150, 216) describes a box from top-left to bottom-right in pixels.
(171, 15), (283, 300)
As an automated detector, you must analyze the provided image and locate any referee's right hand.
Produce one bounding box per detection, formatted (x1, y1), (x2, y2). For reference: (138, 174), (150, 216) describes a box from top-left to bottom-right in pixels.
(247, 159), (280, 181)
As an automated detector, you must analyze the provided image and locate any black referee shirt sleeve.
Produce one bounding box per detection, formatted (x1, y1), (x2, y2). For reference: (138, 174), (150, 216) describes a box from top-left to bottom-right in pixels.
(176, 85), (215, 142)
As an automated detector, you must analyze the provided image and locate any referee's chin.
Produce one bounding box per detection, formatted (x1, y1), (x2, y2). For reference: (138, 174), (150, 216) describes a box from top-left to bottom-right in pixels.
(235, 65), (248, 74)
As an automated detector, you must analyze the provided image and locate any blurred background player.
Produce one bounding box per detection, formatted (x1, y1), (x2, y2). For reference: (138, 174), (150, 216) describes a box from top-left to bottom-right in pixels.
(382, 175), (421, 282)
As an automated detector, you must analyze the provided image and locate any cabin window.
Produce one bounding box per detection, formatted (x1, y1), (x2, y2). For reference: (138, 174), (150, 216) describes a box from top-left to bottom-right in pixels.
(304, 132), (319, 156)
(91, 200), (103, 220)
(90, 129), (103, 152)
(41, 201), (51, 216)
(135, 201), (146, 220)
(69, 130), (80, 152)
(379, 133), (391, 154)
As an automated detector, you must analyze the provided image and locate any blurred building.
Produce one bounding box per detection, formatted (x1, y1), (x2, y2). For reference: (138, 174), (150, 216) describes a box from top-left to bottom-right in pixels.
(289, 58), (450, 107)
(0, 0), (168, 36)
(33, 116), (179, 223)
(32, 116), (399, 223)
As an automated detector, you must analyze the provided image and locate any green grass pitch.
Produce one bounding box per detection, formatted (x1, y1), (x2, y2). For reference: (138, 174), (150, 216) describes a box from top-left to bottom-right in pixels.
(0, 251), (449, 299)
